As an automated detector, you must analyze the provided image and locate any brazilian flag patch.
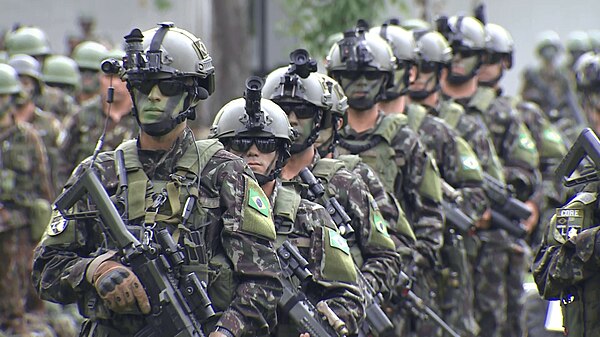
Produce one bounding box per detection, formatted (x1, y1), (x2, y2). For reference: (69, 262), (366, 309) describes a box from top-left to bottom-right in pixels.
(518, 133), (536, 152)
(543, 128), (562, 143)
(248, 181), (270, 217)
(328, 228), (350, 255)
(373, 211), (390, 237)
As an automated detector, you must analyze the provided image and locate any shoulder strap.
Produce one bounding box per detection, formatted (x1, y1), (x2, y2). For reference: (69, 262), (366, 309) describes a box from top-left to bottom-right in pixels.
(439, 101), (465, 129)
(373, 114), (408, 144)
(312, 158), (347, 183)
(336, 154), (362, 171)
(469, 87), (497, 113)
(176, 139), (224, 173)
(273, 183), (302, 224)
(405, 103), (428, 132)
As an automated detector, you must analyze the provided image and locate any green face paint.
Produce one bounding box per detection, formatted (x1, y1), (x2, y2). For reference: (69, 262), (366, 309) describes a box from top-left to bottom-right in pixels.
(134, 85), (188, 125)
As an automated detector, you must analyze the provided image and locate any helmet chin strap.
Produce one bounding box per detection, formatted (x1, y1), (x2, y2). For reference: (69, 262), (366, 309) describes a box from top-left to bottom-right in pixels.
(254, 151), (285, 185)
(290, 110), (323, 154)
(478, 69), (503, 88)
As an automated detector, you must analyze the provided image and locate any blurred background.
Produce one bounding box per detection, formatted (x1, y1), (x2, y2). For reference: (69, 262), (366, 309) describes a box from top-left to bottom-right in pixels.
(2, 0), (598, 127)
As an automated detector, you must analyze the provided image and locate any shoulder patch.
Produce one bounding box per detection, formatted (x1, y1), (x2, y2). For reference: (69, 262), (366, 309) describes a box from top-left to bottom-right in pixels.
(47, 218), (68, 236)
(241, 176), (276, 240)
(248, 182), (270, 217)
(542, 128), (562, 143)
(327, 227), (350, 255)
(555, 207), (583, 240)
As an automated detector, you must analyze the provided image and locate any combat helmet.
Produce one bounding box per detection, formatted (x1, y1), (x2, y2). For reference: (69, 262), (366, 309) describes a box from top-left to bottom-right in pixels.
(5, 26), (52, 58)
(574, 52), (600, 91)
(535, 30), (563, 62)
(72, 41), (109, 71)
(210, 76), (294, 184)
(42, 55), (81, 91)
(479, 23), (514, 87)
(0, 64), (22, 94)
(408, 31), (452, 100)
(370, 24), (417, 99)
(8, 54), (43, 98)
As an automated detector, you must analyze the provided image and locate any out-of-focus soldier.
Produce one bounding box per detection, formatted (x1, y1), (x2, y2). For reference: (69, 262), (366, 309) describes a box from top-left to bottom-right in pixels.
(574, 52), (600, 134)
(72, 41), (109, 104)
(211, 81), (365, 336)
(565, 31), (593, 72)
(0, 63), (53, 337)
(520, 30), (585, 143)
(8, 54), (63, 196)
(5, 26), (52, 66)
(58, 48), (136, 183)
(42, 55), (80, 99)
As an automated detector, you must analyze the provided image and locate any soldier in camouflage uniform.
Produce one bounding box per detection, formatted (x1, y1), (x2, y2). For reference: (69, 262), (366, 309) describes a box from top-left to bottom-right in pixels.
(71, 41), (109, 105)
(262, 52), (402, 307)
(325, 26), (445, 337)
(437, 16), (511, 337)
(42, 55), (81, 99)
(8, 54), (64, 196)
(31, 23), (282, 337)
(0, 63), (53, 336)
(573, 52), (600, 135)
(405, 29), (488, 337)
(58, 55), (137, 184)
(211, 82), (365, 336)
(520, 30), (585, 143)
(477, 22), (544, 337)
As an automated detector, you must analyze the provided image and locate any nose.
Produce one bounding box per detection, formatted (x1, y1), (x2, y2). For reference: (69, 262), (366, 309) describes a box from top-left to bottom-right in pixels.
(148, 85), (162, 102)
(246, 144), (260, 157)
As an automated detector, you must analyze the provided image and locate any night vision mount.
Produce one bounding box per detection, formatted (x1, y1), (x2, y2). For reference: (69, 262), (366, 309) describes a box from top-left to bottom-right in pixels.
(243, 76), (269, 131)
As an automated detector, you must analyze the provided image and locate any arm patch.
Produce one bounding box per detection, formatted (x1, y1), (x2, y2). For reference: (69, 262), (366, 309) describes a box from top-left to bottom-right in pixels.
(240, 176), (276, 240)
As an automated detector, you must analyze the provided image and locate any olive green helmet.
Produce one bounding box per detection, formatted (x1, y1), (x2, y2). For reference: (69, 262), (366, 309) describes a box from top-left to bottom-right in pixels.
(8, 54), (42, 82)
(400, 18), (432, 32)
(485, 23), (514, 68)
(566, 31), (592, 54)
(72, 41), (109, 71)
(42, 55), (81, 90)
(574, 51), (600, 90)
(314, 72), (348, 117)
(416, 31), (453, 65)
(535, 30), (563, 56)
(122, 22), (215, 97)
(437, 15), (485, 84)
(262, 66), (332, 109)
(5, 26), (51, 57)
(0, 64), (22, 94)
(326, 30), (396, 74)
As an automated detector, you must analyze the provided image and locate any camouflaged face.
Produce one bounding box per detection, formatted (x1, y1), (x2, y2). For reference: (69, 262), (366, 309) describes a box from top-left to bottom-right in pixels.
(32, 128), (282, 337)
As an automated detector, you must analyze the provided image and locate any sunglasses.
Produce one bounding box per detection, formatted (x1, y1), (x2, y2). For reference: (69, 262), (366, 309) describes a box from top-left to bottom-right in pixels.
(277, 103), (322, 119)
(336, 70), (383, 81)
(229, 137), (279, 153)
(483, 53), (504, 65)
(131, 79), (188, 96)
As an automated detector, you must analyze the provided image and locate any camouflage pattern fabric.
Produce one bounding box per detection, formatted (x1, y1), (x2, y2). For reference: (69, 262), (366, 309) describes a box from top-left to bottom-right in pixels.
(32, 128), (282, 337)
(28, 107), (64, 197)
(533, 182), (600, 337)
(0, 121), (52, 335)
(34, 86), (79, 122)
(270, 180), (364, 336)
(58, 94), (137, 184)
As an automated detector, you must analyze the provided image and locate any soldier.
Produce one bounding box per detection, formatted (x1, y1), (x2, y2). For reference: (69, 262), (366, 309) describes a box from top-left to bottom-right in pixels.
(565, 31), (592, 72)
(8, 54), (64, 196)
(31, 23), (282, 337)
(520, 30), (585, 143)
(42, 55), (81, 99)
(5, 26), (52, 65)
(210, 80), (364, 336)
(406, 29), (488, 337)
(573, 52), (600, 134)
(0, 63), (53, 336)
(58, 49), (136, 181)
(325, 26), (445, 337)
(71, 41), (109, 104)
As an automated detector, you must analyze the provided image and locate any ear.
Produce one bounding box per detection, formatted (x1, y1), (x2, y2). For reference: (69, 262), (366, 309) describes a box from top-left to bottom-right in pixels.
(409, 65), (418, 83)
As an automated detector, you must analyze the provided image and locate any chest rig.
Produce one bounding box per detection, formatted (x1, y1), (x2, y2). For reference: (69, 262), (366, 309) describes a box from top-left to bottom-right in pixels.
(114, 139), (223, 282)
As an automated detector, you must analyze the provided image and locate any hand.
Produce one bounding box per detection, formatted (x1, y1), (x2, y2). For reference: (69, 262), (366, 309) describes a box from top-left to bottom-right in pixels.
(523, 200), (540, 234)
(475, 208), (492, 230)
(93, 260), (151, 314)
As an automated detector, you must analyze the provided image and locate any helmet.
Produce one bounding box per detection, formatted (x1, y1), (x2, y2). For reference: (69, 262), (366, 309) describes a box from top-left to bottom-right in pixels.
(210, 76), (294, 183)
(399, 18), (432, 32)
(484, 23), (514, 68)
(0, 64), (22, 94)
(123, 22), (215, 96)
(437, 15), (486, 84)
(574, 52), (600, 90)
(566, 31), (592, 55)
(42, 55), (81, 89)
(370, 24), (416, 100)
(8, 54), (42, 81)
(72, 41), (109, 71)
(408, 31), (452, 101)
(106, 48), (126, 61)
(313, 73), (348, 157)
(326, 29), (396, 109)
(535, 30), (563, 57)
(5, 26), (51, 57)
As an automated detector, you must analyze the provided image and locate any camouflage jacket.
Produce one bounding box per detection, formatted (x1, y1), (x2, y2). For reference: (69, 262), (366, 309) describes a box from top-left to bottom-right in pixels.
(477, 87), (543, 204)
(271, 179), (364, 336)
(35, 85), (79, 122)
(532, 182), (600, 337)
(29, 107), (64, 197)
(32, 128), (282, 337)
(59, 95), (137, 180)
(0, 120), (53, 233)
(406, 103), (488, 221)
(288, 150), (401, 299)
(337, 111), (444, 265)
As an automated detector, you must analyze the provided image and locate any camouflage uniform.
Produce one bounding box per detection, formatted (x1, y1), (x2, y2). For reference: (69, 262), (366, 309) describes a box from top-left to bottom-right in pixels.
(58, 94), (137, 184)
(35, 85), (79, 123)
(0, 121), (53, 335)
(32, 128), (282, 337)
(28, 107), (64, 197)
(270, 179), (364, 336)
(406, 102), (486, 337)
(336, 110), (444, 336)
(533, 181), (600, 337)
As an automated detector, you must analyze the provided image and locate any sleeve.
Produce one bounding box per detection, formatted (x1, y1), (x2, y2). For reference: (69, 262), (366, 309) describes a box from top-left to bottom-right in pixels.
(215, 159), (283, 337)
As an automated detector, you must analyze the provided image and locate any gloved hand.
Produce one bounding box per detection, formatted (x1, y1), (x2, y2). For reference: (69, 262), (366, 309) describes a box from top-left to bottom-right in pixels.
(92, 260), (151, 314)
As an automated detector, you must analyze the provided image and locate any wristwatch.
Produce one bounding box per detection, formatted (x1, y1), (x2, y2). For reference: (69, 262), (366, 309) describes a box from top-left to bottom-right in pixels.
(214, 326), (235, 337)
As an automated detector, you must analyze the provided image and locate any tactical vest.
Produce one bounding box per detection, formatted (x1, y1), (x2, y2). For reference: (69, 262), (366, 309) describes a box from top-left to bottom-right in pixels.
(545, 189), (600, 337)
(310, 158), (397, 267)
(115, 138), (237, 312)
(273, 182), (357, 284)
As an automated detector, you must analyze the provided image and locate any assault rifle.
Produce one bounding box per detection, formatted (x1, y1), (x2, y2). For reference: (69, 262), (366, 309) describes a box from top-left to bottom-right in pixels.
(277, 240), (348, 337)
(555, 127), (600, 188)
(483, 173), (530, 238)
(395, 271), (461, 337)
(54, 168), (214, 337)
(298, 167), (394, 337)
(441, 179), (475, 236)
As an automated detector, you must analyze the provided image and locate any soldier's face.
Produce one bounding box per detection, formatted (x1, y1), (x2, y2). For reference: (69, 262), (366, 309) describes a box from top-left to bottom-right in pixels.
(80, 69), (100, 94)
(228, 138), (279, 176)
(286, 109), (316, 146)
(19, 76), (37, 99)
(132, 79), (189, 124)
(478, 62), (502, 83)
(450, 51), (479, 76)
(410, 70), (437, 92)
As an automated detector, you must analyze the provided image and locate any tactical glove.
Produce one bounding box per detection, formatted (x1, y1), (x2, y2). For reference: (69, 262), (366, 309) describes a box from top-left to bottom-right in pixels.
(92, 260), (151, 314)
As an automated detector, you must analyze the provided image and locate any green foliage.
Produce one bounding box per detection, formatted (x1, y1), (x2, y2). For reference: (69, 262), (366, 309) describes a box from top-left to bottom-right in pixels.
(277, 0), (407, 58)
(154, 0), (172, 11)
